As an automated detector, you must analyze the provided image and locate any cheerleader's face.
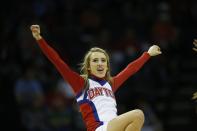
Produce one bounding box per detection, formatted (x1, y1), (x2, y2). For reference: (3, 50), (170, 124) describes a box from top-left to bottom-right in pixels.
(89, 52), (108, 78)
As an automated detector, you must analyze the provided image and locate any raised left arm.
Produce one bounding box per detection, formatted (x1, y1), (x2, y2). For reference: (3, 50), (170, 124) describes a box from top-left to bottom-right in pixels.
(112, 45), (162, 92)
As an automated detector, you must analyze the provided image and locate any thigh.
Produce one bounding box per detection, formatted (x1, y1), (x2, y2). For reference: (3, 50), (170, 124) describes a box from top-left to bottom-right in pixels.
(107, 109), (144, 131)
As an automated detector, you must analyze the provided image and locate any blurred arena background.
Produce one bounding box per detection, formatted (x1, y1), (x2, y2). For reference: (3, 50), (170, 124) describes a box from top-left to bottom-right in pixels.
(0, 0), (197, 131)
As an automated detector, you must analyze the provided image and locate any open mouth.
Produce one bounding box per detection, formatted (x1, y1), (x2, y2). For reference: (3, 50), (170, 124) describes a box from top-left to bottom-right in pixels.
(97, 68), (104, 72)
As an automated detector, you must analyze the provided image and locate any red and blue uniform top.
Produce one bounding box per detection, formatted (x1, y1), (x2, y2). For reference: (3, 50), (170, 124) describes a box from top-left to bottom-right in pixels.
(36, 38), (150, 131)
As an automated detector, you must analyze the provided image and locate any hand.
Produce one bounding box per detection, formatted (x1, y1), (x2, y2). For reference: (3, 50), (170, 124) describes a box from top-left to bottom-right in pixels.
(30, 25), (42, 40)
(193, 39), (197, 52)
(147, 45), (162, 56)
(192, 92), (197, 101)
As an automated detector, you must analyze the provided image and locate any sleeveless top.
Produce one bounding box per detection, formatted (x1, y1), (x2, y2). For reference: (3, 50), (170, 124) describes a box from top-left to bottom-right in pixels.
(76, 77), (117, 131)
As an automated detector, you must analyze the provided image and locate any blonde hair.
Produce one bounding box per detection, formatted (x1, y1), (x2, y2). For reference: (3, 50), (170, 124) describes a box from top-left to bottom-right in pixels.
(80, 47), (112, 83)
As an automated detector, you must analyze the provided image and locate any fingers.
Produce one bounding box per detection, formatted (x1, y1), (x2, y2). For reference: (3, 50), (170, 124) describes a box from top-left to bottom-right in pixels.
(30, 25), (40, 32)
(30, 24), (42, 40)
(156, 45), (161, 52)
(153, 45), (162, 54)
(157, 50), (162, 54)
(193, 39), (197, 52)
(156, 50), (162, 55)
(192, 92), (197, 100)
(148, 45), (162, 56)
(193, 47), (197, 52)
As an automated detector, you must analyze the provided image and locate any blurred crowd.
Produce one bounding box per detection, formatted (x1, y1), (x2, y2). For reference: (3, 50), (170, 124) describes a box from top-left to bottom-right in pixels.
(1, 0), (197, 131)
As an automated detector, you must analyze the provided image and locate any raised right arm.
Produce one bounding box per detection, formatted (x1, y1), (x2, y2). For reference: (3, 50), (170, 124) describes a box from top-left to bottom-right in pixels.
(30, 25), (85, 94)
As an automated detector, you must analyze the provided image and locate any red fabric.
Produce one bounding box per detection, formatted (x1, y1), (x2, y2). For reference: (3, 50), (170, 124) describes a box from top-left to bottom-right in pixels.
(36, 38), (150, 130)
(79, 103), (101, 131)
(36, 38), (150, 94)
(112, 52), (150, 92)
(37, 38), (85, 94)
